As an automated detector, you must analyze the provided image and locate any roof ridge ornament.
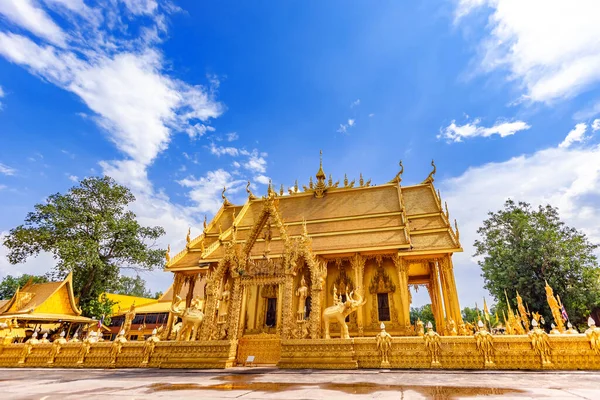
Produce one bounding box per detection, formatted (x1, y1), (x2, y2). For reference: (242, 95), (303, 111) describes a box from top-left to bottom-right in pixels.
(203, 215), (208, 231)
(389, 160), (404, 184)
(165, 245), (171, 263)
(246, 181), (257, 200)
(222, 186), (232, 206)
(422, 159), (436, 184)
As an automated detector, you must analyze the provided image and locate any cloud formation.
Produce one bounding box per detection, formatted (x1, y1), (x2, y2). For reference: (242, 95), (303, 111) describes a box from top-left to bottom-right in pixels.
(0, 162), (16, 176)
(456, 0), (600, 103)
(439, 117), (530, 142)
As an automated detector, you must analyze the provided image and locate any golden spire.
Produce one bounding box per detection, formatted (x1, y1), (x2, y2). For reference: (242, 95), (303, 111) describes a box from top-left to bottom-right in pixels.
(344, 174), (349, 187)
(246, 181), (256, 200)
(186, 227), (191, 246)
(279, 184), (284, 196)
(267, 179), (274, 196)
(328, 174), (333, 187)
(165, 245), (171, 263)
(444, 201), (449, 219)
(316, 150), (326, 181)
(422, 159), (436, 184)
(359, 173), (364, 187)
(203, 215), (207, 231)
(389, 160), (404, 184)
(294, 179), (298, 192)
(222, 186), (232, 206)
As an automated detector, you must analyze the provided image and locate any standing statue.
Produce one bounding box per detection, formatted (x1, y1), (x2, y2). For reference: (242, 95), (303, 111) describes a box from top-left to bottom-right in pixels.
(586, 317), (600, 355)
(217, 281), (231, 324)
(545, 281), (565, 333)
(171, 295), (204, 341)
(529, 319), (552, 365)
(123, 303), (136, 335)
(474, 320), (494, 366)
(423, 322), (441, 366)
(47, 331), (67, 364)
(415, 318), (425, 337)
(142, 328), (161, 365)
(110, 330), (127, 365)
(323, 290), (365, 339)
(295, 275), (309, 321)
(376, 322), (393, 367)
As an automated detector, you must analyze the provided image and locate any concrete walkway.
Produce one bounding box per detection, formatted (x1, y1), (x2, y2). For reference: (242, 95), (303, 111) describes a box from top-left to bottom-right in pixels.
(1, 368), (599, 399)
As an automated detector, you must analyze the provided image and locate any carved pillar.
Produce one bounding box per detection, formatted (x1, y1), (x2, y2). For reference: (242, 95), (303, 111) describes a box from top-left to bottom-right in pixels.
(165, 272), (185, 339)
(185, 273), (198, 308)
(393, 255), (411, 328)
(226, 277), (243, 341)
(309, 259), (326, 339)
(200, 270), (223, 340)
(440, 255), (463, 325)
(429, 261), (446, 333)
(351, 254), (366, 336)
(281, 274), (294, 339)
(237, 285), (248, 339)
(436, 259), (452, 323)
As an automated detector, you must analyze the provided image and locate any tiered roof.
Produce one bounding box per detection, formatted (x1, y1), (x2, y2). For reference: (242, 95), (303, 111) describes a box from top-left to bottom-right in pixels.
(166, 158), (461, 272)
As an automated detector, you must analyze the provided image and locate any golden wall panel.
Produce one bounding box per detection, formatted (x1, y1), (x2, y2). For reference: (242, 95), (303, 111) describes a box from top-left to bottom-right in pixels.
(236, 336), (281, 365)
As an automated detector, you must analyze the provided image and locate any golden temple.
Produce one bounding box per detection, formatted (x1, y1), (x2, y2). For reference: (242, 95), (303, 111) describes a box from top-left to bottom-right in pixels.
(2, 156), (600, 370)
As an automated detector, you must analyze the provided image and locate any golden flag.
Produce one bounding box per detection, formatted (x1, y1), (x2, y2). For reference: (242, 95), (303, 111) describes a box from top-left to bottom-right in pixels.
(483, 298), (490, 322)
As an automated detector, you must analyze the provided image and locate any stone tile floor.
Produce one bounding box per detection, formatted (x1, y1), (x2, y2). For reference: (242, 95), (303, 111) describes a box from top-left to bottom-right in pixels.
(0, 368), (599, 399)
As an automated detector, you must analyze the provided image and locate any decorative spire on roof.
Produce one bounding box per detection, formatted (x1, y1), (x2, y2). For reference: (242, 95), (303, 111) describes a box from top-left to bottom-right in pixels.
(389, 160), (404, 184)
(203, 215), (208, 231)
(288, 180), (299, 195)
(279, 184), (284, 196)
(165, 245), (171, 263)
(267, 179), (275, 197)
(222, 186), (232, 206)
(186, 227), (191, 247)
(359, 173), (364, 187)
(316, 150), (326, 181)
(246, 181), (257, 200)
(454, 219), (460, 242)
(302, 151), (339, 198)
(422, 159), (436, 184)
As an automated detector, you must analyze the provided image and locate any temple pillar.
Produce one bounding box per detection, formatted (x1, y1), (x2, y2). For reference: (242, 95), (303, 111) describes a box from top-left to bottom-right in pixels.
(429, 261), (446, 333)
(199, 270), (224, 340)
(440, 255), (463, 325)
(226, 278), (243, 340)
(351, 254), (365, 336)
(237, 285), (248, 338)
(165, 272), (185, 339)
(185, 273), (198, 308)
(436, 260), (452, 323)
(280, 274), (294, 339)
(309, 259), (326, 339)
(393, 255), (411, 328)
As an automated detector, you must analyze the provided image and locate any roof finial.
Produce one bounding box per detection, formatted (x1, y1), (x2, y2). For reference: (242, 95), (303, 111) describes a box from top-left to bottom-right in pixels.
(165, 245), (171, 263)
(316, 150), (326, 181)
(246, 181), (256, 200)
(186, 227), (191, 246)
(422, 159), (436, 184)
(203, 215), (208, 231)
(389, 160), (404, 184)
(222, 186), (232, 206)
(359, 173), (364, 187)
(279, 184), (284, 196)
(444, 201), (449, 219)
(454, 219), (460, 242)
(344, 174), (349, 187)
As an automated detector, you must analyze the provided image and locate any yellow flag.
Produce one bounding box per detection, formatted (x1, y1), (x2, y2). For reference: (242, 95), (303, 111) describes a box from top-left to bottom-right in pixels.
(483, 298), (490, 322)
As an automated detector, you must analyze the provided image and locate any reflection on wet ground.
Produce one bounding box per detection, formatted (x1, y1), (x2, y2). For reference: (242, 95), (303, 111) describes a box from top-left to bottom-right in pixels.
(149, 380), (525, 398)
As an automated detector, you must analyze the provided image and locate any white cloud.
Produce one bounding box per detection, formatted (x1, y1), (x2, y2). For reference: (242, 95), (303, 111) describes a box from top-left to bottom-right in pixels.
(592, 119), (600, 132)
(68, 174), (78, 182)
(456, 0), (600, 103)
(243, 150), (267, 173)
(0, 85), (4, 108)
(439, 117), (530, 142)
(121, 0), (158, 15)
(368, 113), (374, 117)
(254, 175), (270, 185)
(0, 162), (16, 176)
(178, 169), (244, 214)
(209, 142), (239, 157)
(559, 123), (589, 148)
(348, 119), (355, 127)
(0, 0), (67, 46)
(441, 125), (600, 307)
(350, 99), (360, 108)
(226, 132), (239, 142)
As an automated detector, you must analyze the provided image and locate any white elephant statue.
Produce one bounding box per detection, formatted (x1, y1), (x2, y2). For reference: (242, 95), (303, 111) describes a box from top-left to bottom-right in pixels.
(171, 296), (204, 341)
(323, 290), (365, 339)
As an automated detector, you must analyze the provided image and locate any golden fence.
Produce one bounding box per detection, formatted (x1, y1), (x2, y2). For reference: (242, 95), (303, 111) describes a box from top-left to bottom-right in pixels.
(0, 334), (599, 370)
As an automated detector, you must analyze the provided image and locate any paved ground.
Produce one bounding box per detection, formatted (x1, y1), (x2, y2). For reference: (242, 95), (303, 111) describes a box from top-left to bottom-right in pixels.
(1, 368), (599, 399)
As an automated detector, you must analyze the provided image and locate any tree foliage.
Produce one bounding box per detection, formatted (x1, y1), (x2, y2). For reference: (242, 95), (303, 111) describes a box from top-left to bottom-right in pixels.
(0, 274), (48, 299)
(114, 275), (154, 298)
(410, 304), (435, 329)
(474, 199), (600, 329)
(2, 176), (166, 316)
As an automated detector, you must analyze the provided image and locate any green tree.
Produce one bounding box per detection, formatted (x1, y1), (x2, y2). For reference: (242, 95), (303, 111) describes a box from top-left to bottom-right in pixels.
(114, 275), (154, 298)
(410, 304), (436, 329)
(474, 199), (600, 330)
(3, 176), (166, 318)
(461, 306), (480, 323)
(0, 274), (48, 299)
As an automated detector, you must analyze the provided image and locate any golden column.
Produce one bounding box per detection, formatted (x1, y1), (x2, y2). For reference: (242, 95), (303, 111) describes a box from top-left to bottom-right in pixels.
(281, 274), (294, 339)
(439, 256), (463, 325)
(351, 254), (366, 336)
(309, 259), (327, 339)
(429, 260), (446, 333)
(226, 276), (244, 341)
(393, 255), (411, 328)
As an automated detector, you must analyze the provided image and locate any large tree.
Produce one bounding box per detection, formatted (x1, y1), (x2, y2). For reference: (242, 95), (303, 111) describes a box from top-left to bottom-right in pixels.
(474, 199), (600, 329)
(3, 176), (166, 317)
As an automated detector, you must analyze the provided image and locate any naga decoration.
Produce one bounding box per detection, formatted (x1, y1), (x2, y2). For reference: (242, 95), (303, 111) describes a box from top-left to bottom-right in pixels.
(47, 331), (67, 364)
(422, 159), (436, 184)
(389, 160), (404, 184)
(142, 328), (161, 365)
(322, 288), (365, 339)
(222, 186), (232, 207)
(110, 330), (127, 365)
(586, 317), (600, 355)
(246, 181), (257, 200)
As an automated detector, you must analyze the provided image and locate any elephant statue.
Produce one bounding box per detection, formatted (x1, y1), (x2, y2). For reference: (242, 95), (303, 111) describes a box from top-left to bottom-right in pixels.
(171, 296), (204, 341)
(323, 290), (366, 339)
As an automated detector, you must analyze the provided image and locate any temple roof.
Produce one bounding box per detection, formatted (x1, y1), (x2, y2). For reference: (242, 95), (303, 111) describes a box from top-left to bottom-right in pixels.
(0, 272), (85, 319)
(166, 161), (461, 271)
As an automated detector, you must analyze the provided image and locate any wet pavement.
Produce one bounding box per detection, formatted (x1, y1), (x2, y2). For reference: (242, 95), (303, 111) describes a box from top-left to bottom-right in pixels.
(0, 367), (599, 399)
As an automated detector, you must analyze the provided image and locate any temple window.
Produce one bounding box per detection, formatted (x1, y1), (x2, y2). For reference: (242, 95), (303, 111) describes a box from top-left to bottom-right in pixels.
(377, 293), (391, 321)
(265, 298), (277, 327)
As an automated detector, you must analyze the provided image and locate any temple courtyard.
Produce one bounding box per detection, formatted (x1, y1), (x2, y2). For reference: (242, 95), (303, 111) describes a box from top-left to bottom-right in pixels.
(1, 368), (599, 399)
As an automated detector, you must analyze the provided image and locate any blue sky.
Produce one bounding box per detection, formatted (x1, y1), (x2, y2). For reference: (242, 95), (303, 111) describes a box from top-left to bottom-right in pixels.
(1, 0), (600, 308)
